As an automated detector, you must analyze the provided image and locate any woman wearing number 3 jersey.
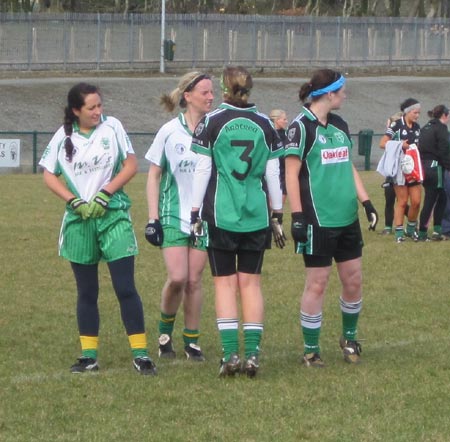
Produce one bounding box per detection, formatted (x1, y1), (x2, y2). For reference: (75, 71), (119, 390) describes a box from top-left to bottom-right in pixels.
(190, 65), (284, 378)
(285, 69), (378, 368)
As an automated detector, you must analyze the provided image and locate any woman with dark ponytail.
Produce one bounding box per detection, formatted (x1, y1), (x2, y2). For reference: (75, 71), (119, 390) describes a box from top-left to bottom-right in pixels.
(39, 82), (157, 375)
(417, 104), (450, 240)
(285, 69), (378, 368)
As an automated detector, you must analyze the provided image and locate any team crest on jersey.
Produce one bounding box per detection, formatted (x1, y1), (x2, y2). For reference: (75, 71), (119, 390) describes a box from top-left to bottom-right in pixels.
(175, 143), (186, 155)
(334, 132), (345, 143)
(288, 128), (296, 141)
(318, 135), (327, 144)
(195, 123), (205, 136)
(101, 137), (110, 149)
(402, 129), (407, 136)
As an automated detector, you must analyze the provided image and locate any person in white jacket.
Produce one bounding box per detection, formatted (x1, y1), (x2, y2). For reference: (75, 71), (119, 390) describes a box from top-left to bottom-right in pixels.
(379, 99), (421, 242)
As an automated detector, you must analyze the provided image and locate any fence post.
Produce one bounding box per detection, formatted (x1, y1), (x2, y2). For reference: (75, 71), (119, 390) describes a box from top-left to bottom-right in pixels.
(358, 129), (373, 171)
(32, 131), (38, 174)
(97, 12), (101, 70)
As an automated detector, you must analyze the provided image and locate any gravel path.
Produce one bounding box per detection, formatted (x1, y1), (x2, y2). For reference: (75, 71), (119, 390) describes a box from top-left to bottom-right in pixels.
(1, 74), (448, 169)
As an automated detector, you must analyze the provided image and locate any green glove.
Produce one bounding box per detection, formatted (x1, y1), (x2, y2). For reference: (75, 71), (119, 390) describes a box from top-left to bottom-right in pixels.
(88, 189), (112, 219)
(68, 197), (90, 220)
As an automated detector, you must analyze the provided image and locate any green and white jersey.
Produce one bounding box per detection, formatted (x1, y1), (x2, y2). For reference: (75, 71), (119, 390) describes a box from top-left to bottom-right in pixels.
(145, 113), (197, 235)
(285, 105), (357, 227)
(191, 103), (284, 232)
(39, 115), (133, 210)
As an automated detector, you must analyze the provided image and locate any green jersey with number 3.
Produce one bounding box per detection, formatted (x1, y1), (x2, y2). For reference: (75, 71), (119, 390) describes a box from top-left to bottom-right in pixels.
(191, 103), (284, 232)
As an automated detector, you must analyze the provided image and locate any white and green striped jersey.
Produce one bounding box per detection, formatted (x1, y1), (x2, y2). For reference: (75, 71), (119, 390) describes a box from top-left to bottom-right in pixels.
(145, 113), (197, 235)
(191, 103), (284, 232)
(39, 115), (134, 210)
(285, 105), (357, 227)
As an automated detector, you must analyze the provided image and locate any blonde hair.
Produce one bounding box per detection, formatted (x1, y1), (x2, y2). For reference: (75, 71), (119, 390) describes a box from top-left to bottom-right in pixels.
(389, 111), (403, 122)
(269, 109), (286, 123)
(221, 65), (253, 107)
(160, 71), (207, 112)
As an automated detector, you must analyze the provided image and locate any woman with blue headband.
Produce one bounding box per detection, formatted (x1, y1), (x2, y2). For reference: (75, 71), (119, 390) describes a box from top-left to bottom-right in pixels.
(285, 68), (378, 368)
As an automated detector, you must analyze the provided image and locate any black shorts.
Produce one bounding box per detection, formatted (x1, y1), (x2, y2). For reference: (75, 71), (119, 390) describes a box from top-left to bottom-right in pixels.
(207, 224), (268, 276)
(296, 220), (363, 268)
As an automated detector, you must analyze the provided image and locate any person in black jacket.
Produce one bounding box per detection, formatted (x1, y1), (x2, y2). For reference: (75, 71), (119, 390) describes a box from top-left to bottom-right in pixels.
(417, 104), (450, 241)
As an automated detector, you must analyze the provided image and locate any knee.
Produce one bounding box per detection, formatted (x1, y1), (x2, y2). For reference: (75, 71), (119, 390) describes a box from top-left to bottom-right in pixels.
(185, 279), (201, 296)
(342, 272), (362, 297)
(304, 278), (327, 298)
(166, 277), (187, 294)
(396, 199), (407, 209)
(115, 285), (139, 301)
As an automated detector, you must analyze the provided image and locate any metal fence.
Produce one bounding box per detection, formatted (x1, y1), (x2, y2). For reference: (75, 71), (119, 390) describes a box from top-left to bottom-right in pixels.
(0, 130), (384, 175)
(0, 131), (156, 174)
(1, 13), (450, 71)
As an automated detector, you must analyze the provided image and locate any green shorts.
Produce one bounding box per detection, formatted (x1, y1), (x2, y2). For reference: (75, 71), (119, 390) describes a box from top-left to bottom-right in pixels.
(59, 209), (138, 265)
(162, 224), (208, 251)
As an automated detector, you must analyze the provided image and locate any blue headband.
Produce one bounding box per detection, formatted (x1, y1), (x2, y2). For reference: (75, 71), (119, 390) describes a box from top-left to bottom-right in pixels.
(310, 75), (346, 97)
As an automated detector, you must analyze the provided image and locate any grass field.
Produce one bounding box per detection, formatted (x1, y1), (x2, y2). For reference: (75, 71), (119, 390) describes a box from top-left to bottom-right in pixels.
(2, 171), (450, 442)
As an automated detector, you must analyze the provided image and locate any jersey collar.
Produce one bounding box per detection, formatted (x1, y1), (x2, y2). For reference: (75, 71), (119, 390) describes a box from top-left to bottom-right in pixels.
(302, 104), (318, 122)
(219, 102), (257, 112)
(73, 115), (106, 138)
(178, 112), (193, 135)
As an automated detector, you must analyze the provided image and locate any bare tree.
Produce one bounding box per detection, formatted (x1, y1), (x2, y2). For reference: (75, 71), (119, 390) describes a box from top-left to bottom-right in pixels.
(384, 0), (400, 16)
(343, 0), (355, 16)
(305, 0), (321, 15)
(427, 0), (442, 17)
(407, 0), (425, 17)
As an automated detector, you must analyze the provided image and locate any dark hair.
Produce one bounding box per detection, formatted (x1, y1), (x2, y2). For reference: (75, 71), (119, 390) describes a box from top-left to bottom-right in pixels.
(298, 69), (342, 102)
(427, 104), (449, 119)
(221, 65), (253, 107)
(400, 98), (419, 112)
(64, 82), (100, 162)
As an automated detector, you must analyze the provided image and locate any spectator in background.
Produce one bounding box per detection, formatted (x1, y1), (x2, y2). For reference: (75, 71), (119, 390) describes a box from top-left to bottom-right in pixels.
(378, 111), (404, 235)
(442, 170), (450, 238)
(417, 104), (450, 241)
(269, 109), (288, 204)
(379, 98), (421, 243)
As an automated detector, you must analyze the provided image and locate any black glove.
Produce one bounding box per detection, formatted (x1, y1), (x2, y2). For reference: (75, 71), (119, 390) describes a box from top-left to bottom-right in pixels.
(145, 219), (163, 246)
(190, 210), (204, 245)
(291, 212), (308, 243)
(271, 212), (286, 249)
(362, 200), (378, 231)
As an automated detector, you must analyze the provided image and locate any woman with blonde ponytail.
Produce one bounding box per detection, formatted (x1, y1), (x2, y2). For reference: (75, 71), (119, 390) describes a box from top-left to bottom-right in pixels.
(144, 72), (214, 362)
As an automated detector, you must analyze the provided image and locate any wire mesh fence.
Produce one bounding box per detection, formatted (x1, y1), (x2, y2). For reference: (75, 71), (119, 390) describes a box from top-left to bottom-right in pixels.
(0, 130), (384, 175)
(1, 13), (450, 71)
